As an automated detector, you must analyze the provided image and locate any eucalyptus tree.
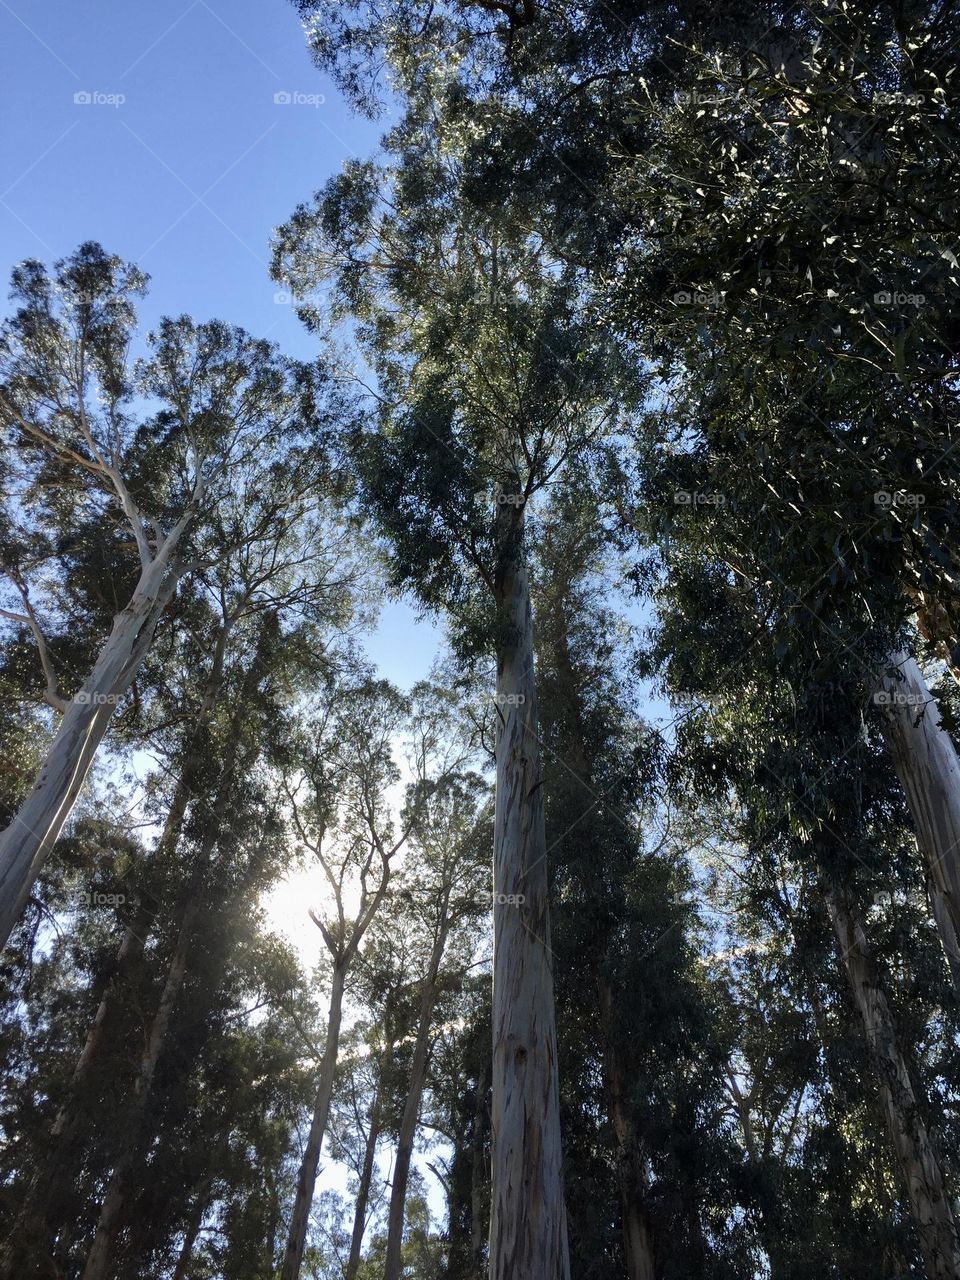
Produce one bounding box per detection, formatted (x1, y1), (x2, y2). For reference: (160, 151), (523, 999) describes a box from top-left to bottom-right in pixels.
(286, 0), (960, 993)
(0, 242), (352, 948)
(380, 770), (490, 1280)
(274, 108), (644, 1278)
(279, 676), (470, 1280)
(646, 508), (960, 1278)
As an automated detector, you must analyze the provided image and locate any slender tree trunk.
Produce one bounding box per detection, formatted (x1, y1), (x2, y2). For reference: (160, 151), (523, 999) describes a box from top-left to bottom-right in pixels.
(80, 887), (203, 1280)
(383, 918), (449, 1280)
(280, 963), (347, 1280)
(172, 1174), (213, 1280)
(489, 532), (569, 1280)
(345, 1081), (383, 1280)
(0, 556), (182, 948)
(0, 722), (208, 1280)
(825, 879), (960, 1280)
(599, 981), (656, 1280)
(470, 1056), (488, 1278)
(877, 650), (960, 991)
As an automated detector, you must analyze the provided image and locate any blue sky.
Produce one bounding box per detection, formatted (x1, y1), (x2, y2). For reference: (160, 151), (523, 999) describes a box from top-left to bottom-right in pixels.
(0, 0), (442, 687)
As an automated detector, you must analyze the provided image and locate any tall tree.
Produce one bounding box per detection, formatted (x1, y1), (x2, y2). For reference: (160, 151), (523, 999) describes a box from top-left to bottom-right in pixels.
(0, 243), (351, 948)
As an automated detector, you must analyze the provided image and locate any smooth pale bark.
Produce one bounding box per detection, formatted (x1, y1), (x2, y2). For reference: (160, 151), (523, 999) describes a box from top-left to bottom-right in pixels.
(0, 616), (231, 1279)
(877, 651), (960, 991)
(489, 539), (570, 1280)
(383, 910), (451, 1280)
(345, 1079), (384, 1280)
(825, 880), (960, 1280)
(0, 551), (183, 949)
(599, 980), (656, 1280)
(280, 963), (347, 1280)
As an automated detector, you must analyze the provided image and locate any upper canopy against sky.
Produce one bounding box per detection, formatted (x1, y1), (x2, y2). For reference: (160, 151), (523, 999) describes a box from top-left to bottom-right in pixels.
(0, 0), (441, 689)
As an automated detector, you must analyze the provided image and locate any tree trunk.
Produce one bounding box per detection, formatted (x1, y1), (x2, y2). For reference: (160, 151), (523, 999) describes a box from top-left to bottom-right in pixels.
(877, 650), (960, 991)
(0, 555), (181, 948)
(280, 962), (347, 1280)
(171, 1175), (212, 1280)
(599, 980), (656, 1280)
(825, 879), (960, 1280)
(470, 1056), (488, 1278)
(80, 887), (203, 1280)
(345, 1080), (383, 1280)
(489, 536), (569, 1280)
(383, 918), (449, 1280)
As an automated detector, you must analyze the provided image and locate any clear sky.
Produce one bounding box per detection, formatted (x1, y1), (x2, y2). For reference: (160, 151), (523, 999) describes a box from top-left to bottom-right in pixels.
(0, 0), (443, 689)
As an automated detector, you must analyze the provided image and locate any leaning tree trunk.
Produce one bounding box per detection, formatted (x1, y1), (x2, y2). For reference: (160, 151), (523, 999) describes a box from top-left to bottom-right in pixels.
(280, 962), (347, 1280)
(876, 650), (960, 992)
(172, 1168), (216, 1280)
(383, 916), (450, 1280)
(0, 624), (231, 1279)
(0, 553), (183, 948)
(825, 879), (960, 1280)
(489, 527), (570, 1280)
(345, 1076), (385, 1280)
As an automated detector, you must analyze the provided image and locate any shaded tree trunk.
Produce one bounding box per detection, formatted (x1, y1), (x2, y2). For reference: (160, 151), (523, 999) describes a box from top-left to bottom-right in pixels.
(80, 886), (204, 1280)
(0, 553), (183, 948)
(599, 980), (656, 1280)
(383, 913), (450, 1280)
(489, 533), (569, 1280)
(877, 650), (960, 991)
(172, 1172), (214, 1280)
(825, 879), (960, 1280)
(470, 1056), (489, 1278)
(280, 962), (347, 1280)
(345, 1080), (383, 1280)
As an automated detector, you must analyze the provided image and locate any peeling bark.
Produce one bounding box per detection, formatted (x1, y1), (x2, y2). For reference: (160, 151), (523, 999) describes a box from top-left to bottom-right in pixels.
(825, 879), (960, 1280)
(489, 536), (569, 1280)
